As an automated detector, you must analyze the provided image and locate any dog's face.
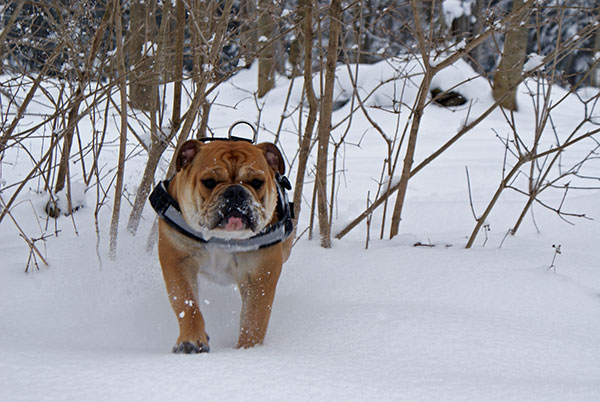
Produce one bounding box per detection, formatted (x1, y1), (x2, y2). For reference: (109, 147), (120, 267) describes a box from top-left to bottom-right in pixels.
(173, 140), (285, 240)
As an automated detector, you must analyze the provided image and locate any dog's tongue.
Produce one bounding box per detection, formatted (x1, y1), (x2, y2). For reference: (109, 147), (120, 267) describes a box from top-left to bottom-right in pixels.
(224, 216), (244, 231)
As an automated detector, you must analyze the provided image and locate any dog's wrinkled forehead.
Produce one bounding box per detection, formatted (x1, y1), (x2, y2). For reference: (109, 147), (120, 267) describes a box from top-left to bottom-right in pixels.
(200, 142), (267, 174)
(176, 139), (285, 176)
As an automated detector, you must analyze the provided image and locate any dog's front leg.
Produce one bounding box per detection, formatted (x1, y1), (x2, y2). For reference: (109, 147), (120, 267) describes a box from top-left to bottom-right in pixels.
(163, 266), (210, 354)
(159, 238), (209, 354)
(236, 256), (282, 349)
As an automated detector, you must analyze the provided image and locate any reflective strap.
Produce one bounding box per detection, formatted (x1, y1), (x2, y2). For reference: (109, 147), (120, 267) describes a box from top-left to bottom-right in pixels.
(149, 180), (293, 252)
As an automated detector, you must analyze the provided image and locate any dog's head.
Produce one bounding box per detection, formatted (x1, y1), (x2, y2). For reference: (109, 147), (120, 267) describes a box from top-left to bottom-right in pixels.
(172, 139), (285, 240)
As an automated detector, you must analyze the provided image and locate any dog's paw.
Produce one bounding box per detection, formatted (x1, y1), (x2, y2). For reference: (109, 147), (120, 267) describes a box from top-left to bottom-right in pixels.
(172, 340), (210, 354)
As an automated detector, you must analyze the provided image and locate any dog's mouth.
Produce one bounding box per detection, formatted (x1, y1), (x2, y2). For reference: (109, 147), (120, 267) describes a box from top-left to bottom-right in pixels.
(217, 210), (254, 232)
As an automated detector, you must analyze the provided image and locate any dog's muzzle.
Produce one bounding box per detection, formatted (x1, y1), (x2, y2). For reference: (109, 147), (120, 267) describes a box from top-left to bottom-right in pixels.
(217, 185), (256, 231)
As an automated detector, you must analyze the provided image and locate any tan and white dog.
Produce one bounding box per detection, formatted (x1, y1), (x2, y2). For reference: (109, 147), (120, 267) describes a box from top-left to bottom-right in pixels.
(155, 139), (293, 353)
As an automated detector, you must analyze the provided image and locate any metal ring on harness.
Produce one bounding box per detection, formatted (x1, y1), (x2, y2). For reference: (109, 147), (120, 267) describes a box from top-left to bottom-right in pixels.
(228, 121), (258, 143)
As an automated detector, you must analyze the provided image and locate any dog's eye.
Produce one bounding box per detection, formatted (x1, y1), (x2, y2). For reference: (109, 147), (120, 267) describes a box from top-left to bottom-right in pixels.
(202, 179), (217, 189)
(249, 179), (264, 190)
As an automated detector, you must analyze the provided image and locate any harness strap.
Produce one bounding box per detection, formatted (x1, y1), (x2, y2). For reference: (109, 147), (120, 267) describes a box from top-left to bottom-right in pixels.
(149, 178), (294, 252)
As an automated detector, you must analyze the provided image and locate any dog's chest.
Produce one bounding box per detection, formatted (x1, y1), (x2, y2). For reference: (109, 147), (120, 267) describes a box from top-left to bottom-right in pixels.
(195, 247), (253, 285)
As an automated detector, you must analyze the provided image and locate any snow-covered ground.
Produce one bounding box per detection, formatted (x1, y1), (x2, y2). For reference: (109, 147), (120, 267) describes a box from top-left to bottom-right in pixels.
(1, 60), (599, 402)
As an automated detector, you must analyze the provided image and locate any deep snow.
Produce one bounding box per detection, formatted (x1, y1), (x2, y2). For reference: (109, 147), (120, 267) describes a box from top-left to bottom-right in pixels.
(1, 60), (600, 402)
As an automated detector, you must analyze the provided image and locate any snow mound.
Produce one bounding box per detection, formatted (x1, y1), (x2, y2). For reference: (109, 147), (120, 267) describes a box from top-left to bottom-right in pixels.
(293, 56), (493, 112)
(45, 182), (88, 217)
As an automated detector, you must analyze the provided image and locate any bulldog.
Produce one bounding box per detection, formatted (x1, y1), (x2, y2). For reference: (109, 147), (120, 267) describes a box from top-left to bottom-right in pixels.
(155, 139), (293, 353)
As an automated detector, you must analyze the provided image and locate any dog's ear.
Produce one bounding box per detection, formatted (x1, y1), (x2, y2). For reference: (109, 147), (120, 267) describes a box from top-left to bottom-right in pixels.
(257, 142), (285, 175)
(176, 140), (202, 171)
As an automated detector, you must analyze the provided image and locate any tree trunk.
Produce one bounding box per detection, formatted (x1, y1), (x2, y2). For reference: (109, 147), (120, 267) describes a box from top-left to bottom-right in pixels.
(591, 24), (600, 87)
(127, 0), (180, 235)
(450, 5), (470, 42)
(492, 0), (529, 111)
(109, 0), (128, 259)
(239, 0), (258, 68)
(258, 0), (276, 97)
(388, 70), (433, 239)
(128, 0), (157, 111)
(292, 0), (317, 226)
(54, 89), (83, 194)
(287, 0), (306, 77)
(126, 140), (164, 234)
(359, 1), (374, 64)
(470, 0), (485, 68)
(315, 0), (342, 248)
(388, 0), (433, 239)
(171, 0), (185, 131)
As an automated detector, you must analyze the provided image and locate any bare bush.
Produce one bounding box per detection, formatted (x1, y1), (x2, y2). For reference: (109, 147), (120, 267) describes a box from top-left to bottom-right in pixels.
(0, 0), (598, 264)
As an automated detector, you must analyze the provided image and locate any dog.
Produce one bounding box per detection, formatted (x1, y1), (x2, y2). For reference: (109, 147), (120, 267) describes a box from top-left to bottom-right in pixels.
(155, 139), (293, 353)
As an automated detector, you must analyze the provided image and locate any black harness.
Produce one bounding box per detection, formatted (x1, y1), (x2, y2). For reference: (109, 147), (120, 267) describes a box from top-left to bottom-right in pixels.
(148, 125), (294, 252)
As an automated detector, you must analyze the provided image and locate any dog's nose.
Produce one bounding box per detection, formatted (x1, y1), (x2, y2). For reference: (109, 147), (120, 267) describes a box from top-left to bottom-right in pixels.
(223, 185), (248, 204)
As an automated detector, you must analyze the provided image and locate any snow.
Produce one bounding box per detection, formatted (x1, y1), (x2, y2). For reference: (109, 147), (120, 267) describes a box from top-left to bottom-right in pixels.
(430, 58), (492, 103)
(51, 181), (87, 216)
(143, 41), (157, 57)
(443, 0), (473, 28)
(1, 58), (600, 402)
(524, 53), (545, 73)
